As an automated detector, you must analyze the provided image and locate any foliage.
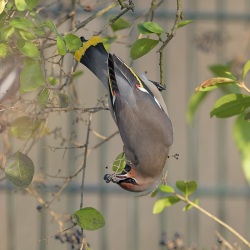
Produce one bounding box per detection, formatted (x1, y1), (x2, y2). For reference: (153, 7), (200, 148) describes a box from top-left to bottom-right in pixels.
(187, 60), (250, 184)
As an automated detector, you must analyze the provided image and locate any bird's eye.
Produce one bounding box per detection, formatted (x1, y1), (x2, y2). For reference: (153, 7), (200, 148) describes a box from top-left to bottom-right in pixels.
(128, 178), (137, 185)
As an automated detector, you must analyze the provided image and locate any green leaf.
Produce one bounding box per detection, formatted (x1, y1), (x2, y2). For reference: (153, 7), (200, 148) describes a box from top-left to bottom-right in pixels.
(130, 38), (159, 60)
(56, 36), (67, 56)
(159, 184), (175, 193)
(195, 77), (238, 92)
(183, 199), (199, 211)
(63, 34), (82, 52)
(15, 0), (28, 11)
(186, 91), (208, 124)
(102, 36), (117, 51)
(10, 17), (34, 31)
(20, 59), (45, 92)
(25, 0), (39, 9)
(153, 196), (180, 214)
(17, 39), (40, 59)
(44, 19), (58, 35)
(0, 0), (6, 14)
(48, 77), (57, 86)
(17, 29), (37, 40)
(0, 26), (15, 41)
(137, 22), (164, 35)
(5, 152), (34, 188)
(177, 20), (194, 28)
(242, 60), (250, 80)
(9, 116), (45, 140)
(112, 152), (126, 172)
(210, 94), (250, 118)
(72, 70), (83, 78)
(176, 180), (197, 198)
(209, 64), (233, 78)
(233, 115), (250, 184)
(110, 17), (131, 32)
(38, 88), (49, 105)
(58, 93), (70, 108)
(0, 43), (8, 58)
(72, 207), (105, 231)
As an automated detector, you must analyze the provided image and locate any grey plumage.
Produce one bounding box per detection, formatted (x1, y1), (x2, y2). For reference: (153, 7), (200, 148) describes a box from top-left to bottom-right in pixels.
(75, 36), (173, 192)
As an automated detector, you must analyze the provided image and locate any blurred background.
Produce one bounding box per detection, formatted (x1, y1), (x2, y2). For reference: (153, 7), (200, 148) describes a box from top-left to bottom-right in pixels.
(1, 0), (250, 249)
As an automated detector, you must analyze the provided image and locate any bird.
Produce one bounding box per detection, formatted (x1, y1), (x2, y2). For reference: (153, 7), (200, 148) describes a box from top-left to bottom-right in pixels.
(75, 36), (173, 192)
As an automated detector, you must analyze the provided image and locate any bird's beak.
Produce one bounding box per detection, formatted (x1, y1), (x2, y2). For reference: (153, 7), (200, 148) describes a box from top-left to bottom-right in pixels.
(104, 173), (128, 183)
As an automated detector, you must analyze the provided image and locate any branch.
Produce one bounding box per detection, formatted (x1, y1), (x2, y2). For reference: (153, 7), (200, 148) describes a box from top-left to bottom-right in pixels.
(96, 0), (134, 36)
(174, 193), (250, 248)
(74, 2), (118, 32)
(157, 0), (183, 86)
(80, 113), (92, 209)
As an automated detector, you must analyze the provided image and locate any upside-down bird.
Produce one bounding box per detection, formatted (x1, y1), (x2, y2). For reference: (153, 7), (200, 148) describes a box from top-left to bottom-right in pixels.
(75, 36), (173, 192)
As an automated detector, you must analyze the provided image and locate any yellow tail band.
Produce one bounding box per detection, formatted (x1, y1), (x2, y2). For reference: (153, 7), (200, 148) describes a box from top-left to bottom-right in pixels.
(74, 36), (102, 62)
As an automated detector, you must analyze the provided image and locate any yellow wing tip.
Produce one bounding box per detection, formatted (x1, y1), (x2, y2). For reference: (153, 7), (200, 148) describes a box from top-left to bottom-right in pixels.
(74, 36), (103, 61)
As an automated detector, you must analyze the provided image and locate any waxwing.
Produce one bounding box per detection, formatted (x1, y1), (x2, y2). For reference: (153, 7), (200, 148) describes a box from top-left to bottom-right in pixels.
(75, 36), (173, 193)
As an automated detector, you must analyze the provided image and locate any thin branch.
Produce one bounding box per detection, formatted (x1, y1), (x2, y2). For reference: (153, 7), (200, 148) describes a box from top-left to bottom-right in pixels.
(157, 0), (183, 86)
(74, 2), (118, 32)
(27, 187), (65, 231)
(215, 231), (235, 250)
(80, 113), (92, 209)
(87, 130), (119, 156)
(175, 193), (250, 248)
(97, 0), (134, 35)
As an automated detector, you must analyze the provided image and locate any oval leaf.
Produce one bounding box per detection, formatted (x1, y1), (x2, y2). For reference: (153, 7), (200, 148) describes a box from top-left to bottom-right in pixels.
(56, 36), (67, 56)
(112, 152), (126, 172)
(195, 77), (238, 92)
(72, 207), (105, 231)
(186, 91), (208, 124)
(20, 59), (45, 92)
(10, 17), (34, 31)
(137, 22), (164, 34)
(177, 20), (194, 28)
(233, 115), (250, 184)
(15, 0), (28, 11)
(110, 17), (131, 32)
(9, 116), (46, 140)
(63, 34), (82, 52)
(210, 94), (250, 118)
(153, 196), (180, 214)
(176, 180), (197, 198)
(58, 93), (70, 108)
(0, 0), (6, 14)
(17, 39), (40, 59)
(130, 38), (159, 60)
(242, 60), (250, 80)
(5, 152), (34, 188)
(159, 185), (175, 193)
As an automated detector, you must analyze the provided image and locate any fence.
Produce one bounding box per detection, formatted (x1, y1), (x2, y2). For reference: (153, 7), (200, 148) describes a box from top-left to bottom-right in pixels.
(1, 0), (250, 249)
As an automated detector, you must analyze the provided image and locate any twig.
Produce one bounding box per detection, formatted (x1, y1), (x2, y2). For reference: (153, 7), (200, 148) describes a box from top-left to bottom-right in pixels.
(97, 0), (134, 35)
(157, 0), (183, 86)
(215, 231), (235, 250)
(79, 237), (89, 250)
(87, 130), (119, 156)
(26, 187), (65, 231)
(174, 193), (250, 248)
(74, 2), (118, 32)
(80, 113), (92, 209)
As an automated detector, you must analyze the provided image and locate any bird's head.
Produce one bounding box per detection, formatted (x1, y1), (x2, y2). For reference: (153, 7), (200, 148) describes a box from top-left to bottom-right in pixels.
(104, 163), (160, 193)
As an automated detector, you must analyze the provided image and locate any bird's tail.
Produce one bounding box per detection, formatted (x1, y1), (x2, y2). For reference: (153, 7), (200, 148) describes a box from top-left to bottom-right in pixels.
(74, 36), (109, 89)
